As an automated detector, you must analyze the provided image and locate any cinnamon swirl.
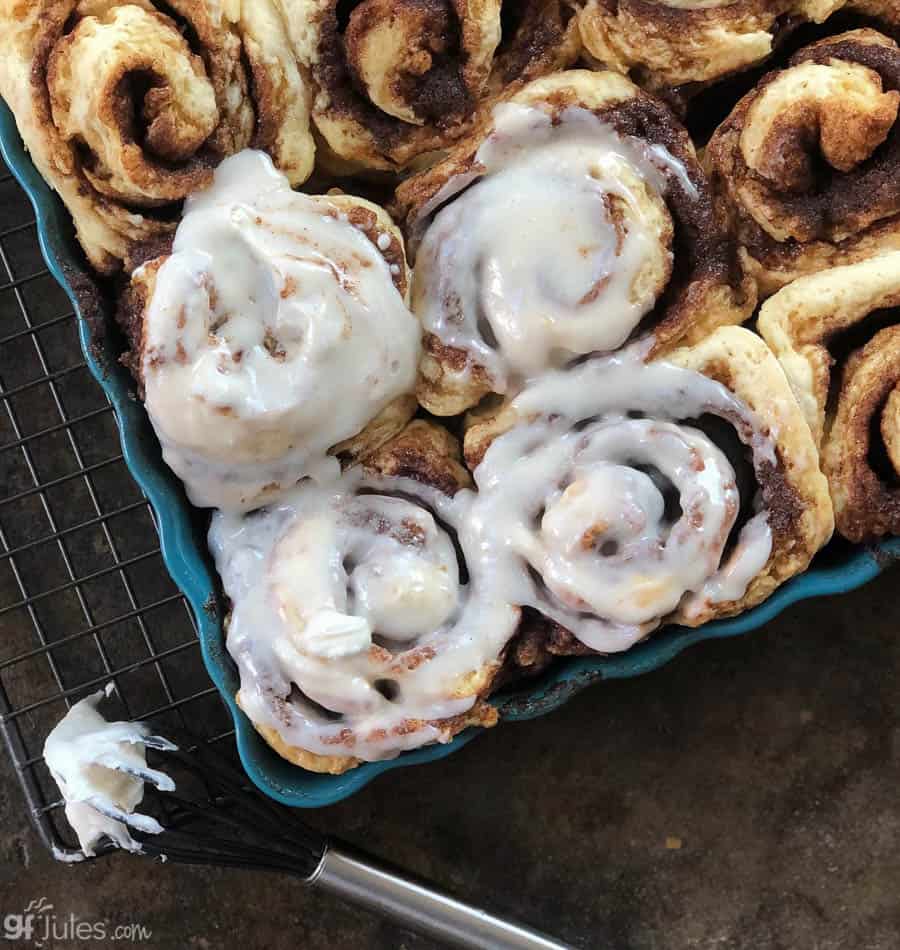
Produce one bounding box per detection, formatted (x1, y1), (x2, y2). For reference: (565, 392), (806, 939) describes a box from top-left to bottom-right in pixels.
(575, 0), (846, 92)
(288, 0), (580, 172)
(759, 252), (900, 541)
(705, 29), (900, 295)
(0, 0), (315, 273)
(393, 70), (755, 416)
(210, 420), (519, 773)
(121, 150), (419, 511)
(462, 327), (833, 654)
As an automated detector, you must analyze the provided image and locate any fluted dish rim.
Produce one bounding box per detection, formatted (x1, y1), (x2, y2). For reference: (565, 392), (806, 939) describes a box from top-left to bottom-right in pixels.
(1, 99), (895, 807)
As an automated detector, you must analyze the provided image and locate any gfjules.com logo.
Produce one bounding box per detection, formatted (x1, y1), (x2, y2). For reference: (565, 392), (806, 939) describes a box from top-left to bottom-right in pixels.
(3, 897), (152, 944)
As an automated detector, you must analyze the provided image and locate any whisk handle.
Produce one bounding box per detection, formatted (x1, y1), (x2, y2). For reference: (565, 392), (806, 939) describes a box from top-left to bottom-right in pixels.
(311, 842), (572, 950)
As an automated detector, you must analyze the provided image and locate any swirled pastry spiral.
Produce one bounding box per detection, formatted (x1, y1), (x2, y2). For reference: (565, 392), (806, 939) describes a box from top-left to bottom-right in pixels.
(759, 252), (900, 541)
(287, 0), (580, 172)
(462, 327), (833, 655)
(0, 0), (315, 273)
(575, 0), (846, 91)
(393, 70), (755, 416)
(121, 150), (420, 511)
(705, 29), (900, 295)
(210, 420), (520, 773)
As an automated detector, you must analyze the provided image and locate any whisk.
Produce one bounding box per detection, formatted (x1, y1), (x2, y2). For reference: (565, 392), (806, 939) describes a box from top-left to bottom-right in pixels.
(62, 727), (571, 950)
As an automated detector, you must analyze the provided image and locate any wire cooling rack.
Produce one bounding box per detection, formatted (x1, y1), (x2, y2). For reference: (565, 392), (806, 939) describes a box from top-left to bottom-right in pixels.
(0, 160), (233, 859)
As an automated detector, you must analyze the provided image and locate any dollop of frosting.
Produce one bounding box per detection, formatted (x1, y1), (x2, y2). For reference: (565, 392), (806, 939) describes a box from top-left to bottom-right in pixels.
(43, 687), (175, 856)
(140, 150), (420, 511)
(412, 103), (698, 392)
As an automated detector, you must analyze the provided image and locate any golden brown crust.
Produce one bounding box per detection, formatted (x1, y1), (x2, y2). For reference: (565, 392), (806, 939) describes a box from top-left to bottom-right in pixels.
(824, 327), (900, 541)
(116, 255), (160, 394)
(576, 0), (845, 92)
(291, 0), (579, 172)
(759, 251), (900, 541)
(415, 335), (495, 418)
(238, 696), (363, 774)
(394, 69), (755, 416)
(324, 194), (411, 297)
(705, 29), (900, 296)
(664, 327), (833, 623)
(331, 396), (420, 466)
(0, 0), (314, 273)
(242, 693), (498, 774)
(361, 418), (474, 495)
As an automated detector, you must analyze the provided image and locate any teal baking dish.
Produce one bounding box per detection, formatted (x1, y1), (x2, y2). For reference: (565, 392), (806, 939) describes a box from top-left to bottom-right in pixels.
(3, 99), (896, 808)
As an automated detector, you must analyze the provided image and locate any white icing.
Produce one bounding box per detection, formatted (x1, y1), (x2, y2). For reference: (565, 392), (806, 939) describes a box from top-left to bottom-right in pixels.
(686, 510), (772, 613)
(213, 346), (780, 763)
(43, 688), (175, 857)
(411, 103), (699, 392)
(141, 150), (420, 511)
(461, 349), (775, 652)
(209, 471), (519, 762)
(181, 135), (787, 763)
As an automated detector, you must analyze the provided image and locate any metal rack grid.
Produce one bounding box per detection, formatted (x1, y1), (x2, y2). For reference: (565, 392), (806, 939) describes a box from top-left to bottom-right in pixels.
(0, 160), (233, 858)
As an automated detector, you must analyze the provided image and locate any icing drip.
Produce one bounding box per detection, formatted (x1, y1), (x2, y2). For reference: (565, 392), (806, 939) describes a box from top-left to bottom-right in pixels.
(412, 103), (698, 392)
(463, 349), (774, 652)
(209, 470), (519, 762)
(140, 150), (420, 511)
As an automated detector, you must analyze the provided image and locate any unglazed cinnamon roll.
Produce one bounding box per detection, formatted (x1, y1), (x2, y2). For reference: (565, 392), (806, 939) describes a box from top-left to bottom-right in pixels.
(759, 252), (900, 541)
(462, 327), (833, 653)
(393, 70), (755, 416)
(705, 29), (900, 295)
(575, 0), (846, 92)
(287, 0), (580, 172)
(0, 0), (315, 273)
(210, 420), (520, 773)
(121, 150), (420, 511)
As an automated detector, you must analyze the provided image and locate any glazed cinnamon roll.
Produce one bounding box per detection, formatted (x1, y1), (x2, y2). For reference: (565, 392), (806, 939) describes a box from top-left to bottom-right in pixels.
(210, 421), (519, 773)
(462, 327), (833, 654)
(705, 29), (900, 295)
(288, 0), (580, 172)
(393, 70), (755, 416)
(759, 252), (900, 541)
(121, 150), (419, 511)
(575, 0), (846, 92)
(0, 0), (315, 273)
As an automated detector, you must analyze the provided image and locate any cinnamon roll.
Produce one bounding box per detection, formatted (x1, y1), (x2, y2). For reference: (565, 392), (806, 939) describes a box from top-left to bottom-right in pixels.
(210, 420), (519, 773)
(575, 0), (846, 92)
(462, 327), (833, 654)
(0, 0), (315, 273)
(393, 70), (755, 416)
(288, 0), (580, 172)
(121, 149), (420, 511)
(705, 29), (900, 295)
(758, 252), (900, 541)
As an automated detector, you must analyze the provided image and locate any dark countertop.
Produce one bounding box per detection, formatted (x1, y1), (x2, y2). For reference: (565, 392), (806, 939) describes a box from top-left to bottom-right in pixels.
(2, 566), (899, 950)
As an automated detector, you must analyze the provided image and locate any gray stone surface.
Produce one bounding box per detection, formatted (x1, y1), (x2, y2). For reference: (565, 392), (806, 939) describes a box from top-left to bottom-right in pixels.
(2, 567), (899, 949)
